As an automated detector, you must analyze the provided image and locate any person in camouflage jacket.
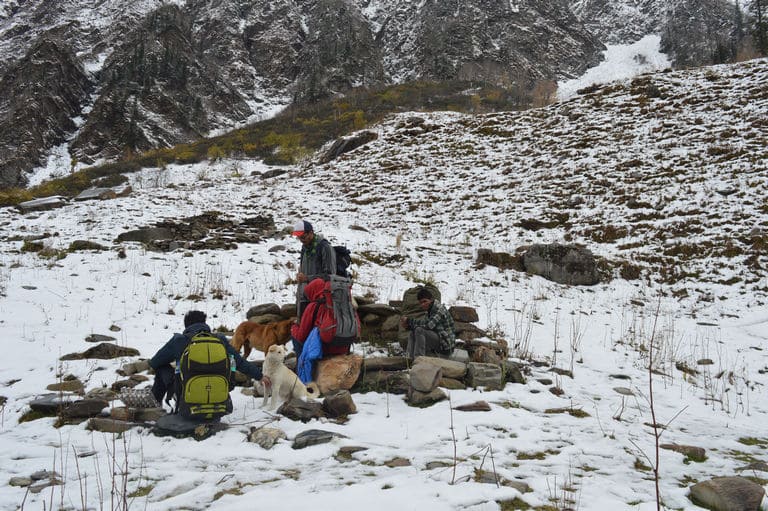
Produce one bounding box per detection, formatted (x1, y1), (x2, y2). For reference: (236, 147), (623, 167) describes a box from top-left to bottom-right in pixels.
(400, 287), (456, 360)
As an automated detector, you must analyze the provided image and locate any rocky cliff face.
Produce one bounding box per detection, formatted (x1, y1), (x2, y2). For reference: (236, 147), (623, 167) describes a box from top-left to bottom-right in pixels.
(70, 4), (252, 163)
(364, 0), (603, 86)
(0, 39), (91, 188)
(0, 0), (748, 188)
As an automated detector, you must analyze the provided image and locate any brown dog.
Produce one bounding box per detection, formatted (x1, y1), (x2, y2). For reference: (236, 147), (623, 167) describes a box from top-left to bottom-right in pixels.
(230, 318), (294, 358)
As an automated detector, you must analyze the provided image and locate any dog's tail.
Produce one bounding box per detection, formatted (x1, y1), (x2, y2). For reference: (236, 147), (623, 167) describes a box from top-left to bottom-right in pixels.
(306, 382), (320, 396)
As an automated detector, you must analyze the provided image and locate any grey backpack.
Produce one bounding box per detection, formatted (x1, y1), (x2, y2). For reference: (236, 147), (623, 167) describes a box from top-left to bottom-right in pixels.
(313, 275), (360, 347)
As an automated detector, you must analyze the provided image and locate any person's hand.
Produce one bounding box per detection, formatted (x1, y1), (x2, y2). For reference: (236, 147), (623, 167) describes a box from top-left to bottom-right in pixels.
(261, 375), (271, 387)
(400, 316), (408, 329)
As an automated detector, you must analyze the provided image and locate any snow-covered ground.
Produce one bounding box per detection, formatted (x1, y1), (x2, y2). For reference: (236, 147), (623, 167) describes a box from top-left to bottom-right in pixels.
(0, 53), (766, 511)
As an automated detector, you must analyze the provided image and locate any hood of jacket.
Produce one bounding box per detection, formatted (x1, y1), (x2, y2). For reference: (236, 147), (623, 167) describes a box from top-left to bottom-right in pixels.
(182, 322), (211, 338)
(304, 278), (326, 301)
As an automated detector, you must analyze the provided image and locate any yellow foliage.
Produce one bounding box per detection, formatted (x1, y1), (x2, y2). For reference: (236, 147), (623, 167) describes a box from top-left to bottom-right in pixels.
(207, 145), (225, 161)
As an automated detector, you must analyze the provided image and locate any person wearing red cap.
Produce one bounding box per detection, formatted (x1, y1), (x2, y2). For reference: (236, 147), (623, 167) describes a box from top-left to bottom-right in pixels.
(291, 219), (336, 320)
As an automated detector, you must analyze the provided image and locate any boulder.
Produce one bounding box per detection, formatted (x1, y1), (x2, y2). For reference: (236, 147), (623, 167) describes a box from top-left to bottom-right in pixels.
(335, 445), (368, 462)
(73, 187), (117, 201)
(660, 443), (706, 462)
(292, 429), (348, 449)
(471, 345), (503, 365)
(84, 388), (117, 401)
(116, 227), (174, 243)
(502, 361), (526, 384)
(463, 338), (509, 359)
(380, 315), (401, 341)
(319, 130), (378, 163)
(17, 196), (67, 213)
(449, 306), (479, 323)
(84, 334), (116, 343)
(448, 348), (470, 364)
(409, 362), (442, 393)
(29, 393), (76, 414)
(117, 359), (150, 376)
(439, 377), (466, 390)
(46, 379), (84, 394)
(133, 407), (166, 422)
(522, 243), (600, 286)
(363, 356), (408, 372)
(407, 387), (447, 407)
(280, 303), (298, 318)
(475, 248), (523, 271)
(110, 407), (134, 421)
(111, 378), (141, 391)
(455, 322), (487, 341)
(454, 400), (491, 412)
(246, 303), (281, 318)
(357, 303), (399, 317)
(413, 356), (467, 379)
(361, 313), (385, 326)
(354, 370), (410, 394)
(260, 169), (288, 179)
(9, 477), (32, 487)
(31, 470), (58, 481)
(277, 398), (325, 422)
(28, 477), (62, 494)
(247, 313), (284, 324)
(322, 390), (357, 418)
(60, 342), (140, 360)
(689, 476), (765, 511)
(248, 427), (287, 449)
(87, 417), (133, 433)
(466, 363), (504, 390)
(62, 399), (109, 419)
(68, 240), (107, 251)
(316, 354), (363, 394)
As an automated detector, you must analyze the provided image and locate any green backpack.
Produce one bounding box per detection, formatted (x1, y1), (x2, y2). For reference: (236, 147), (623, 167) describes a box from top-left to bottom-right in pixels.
(176, 332), (234, 420)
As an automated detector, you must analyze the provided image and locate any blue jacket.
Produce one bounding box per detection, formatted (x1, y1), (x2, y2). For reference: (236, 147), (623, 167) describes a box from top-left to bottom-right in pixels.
(149, 322), (263, 380)
(297, 327), (322, 383)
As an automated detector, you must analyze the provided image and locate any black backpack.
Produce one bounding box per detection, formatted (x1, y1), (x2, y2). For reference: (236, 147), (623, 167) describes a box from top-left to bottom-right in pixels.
(334, 245), (352, 278)
(174, 332), (234, 420)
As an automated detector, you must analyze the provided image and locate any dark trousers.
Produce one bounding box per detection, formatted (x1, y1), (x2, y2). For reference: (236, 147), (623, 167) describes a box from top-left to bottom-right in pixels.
(406, 327), (443, 360)
(151, 365), (175, 405)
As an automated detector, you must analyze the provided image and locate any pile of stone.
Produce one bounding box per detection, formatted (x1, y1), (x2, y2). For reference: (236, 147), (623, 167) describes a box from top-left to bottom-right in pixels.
(241, 296), (526, 408)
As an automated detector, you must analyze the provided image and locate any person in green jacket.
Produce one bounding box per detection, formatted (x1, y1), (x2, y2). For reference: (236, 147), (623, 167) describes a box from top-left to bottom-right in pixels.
(400, 287), (456, 360)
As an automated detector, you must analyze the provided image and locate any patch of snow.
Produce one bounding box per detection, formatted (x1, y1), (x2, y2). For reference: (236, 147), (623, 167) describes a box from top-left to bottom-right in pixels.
(82, 51), (111, 73)
(26, 143), (74, 187)
(557, 34), (671, 101)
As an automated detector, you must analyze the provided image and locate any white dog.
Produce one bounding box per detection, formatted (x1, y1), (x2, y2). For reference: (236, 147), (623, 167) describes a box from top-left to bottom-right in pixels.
(261, 344), (319, 410)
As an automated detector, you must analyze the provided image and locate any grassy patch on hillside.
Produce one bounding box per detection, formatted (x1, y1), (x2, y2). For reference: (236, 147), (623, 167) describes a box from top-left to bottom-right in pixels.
(0, 80), (533, 206)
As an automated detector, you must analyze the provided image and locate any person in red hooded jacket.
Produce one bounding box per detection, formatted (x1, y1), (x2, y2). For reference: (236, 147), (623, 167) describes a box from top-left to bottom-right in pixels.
(291, 278), (353, 359)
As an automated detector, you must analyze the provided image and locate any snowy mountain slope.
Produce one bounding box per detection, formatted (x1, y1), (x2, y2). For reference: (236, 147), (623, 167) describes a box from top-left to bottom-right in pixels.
(3, 0), (744, 188)
(0, 59), (766, 511)
(294, 58), (768, 309)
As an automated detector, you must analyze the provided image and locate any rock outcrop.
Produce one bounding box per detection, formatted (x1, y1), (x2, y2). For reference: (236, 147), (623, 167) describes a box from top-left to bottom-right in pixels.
(0, 39), (91, 188)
